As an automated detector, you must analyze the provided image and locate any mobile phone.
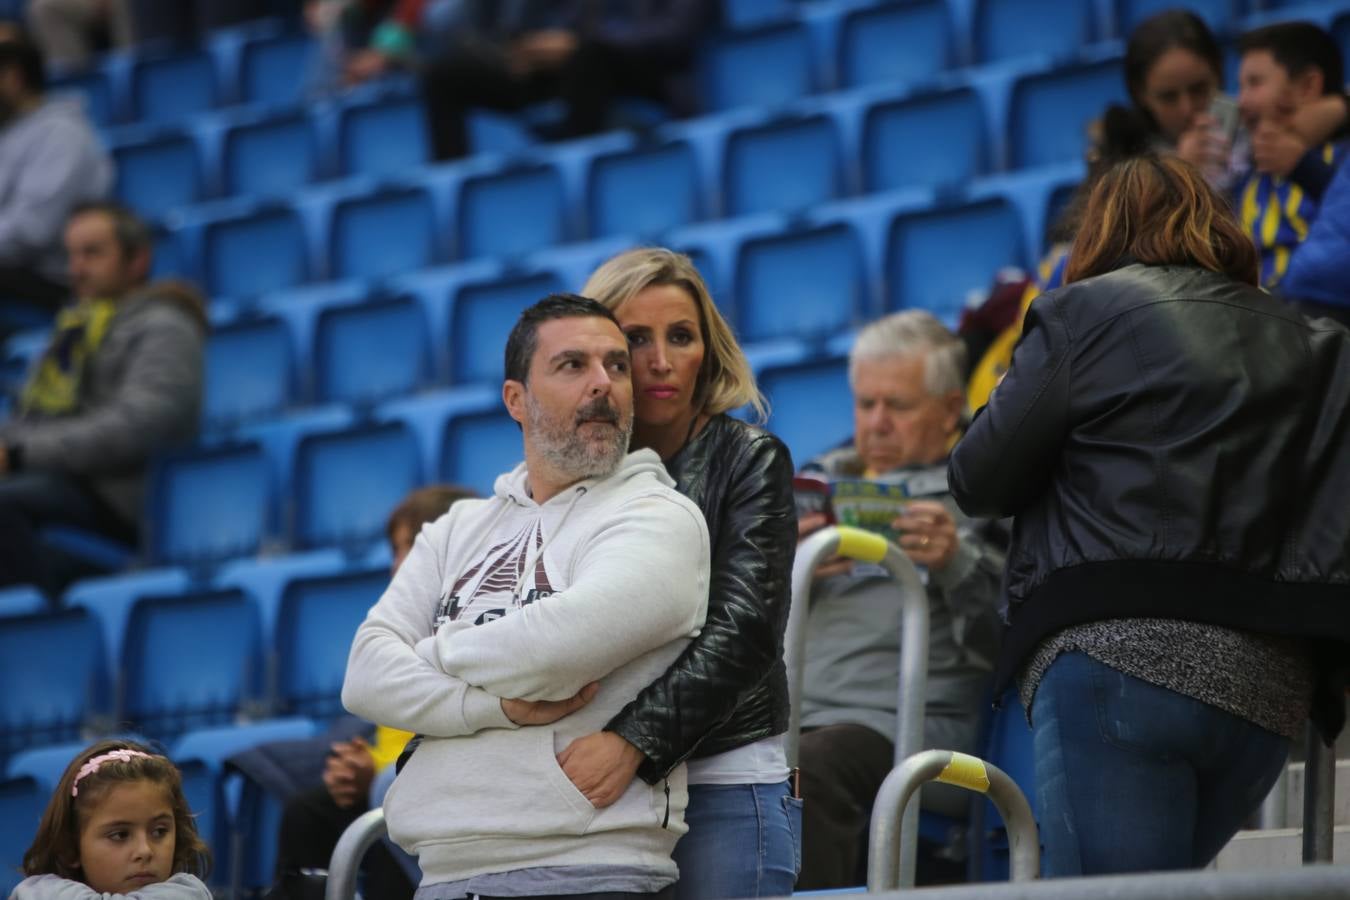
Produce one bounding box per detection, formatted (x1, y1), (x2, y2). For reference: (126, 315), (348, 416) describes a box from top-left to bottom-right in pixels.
(1208, 94), (1240, 142)
(792, 474), (835, 523)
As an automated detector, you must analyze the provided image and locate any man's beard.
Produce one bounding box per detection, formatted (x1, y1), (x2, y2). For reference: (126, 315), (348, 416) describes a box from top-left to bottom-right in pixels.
(526, 392), (633, 483)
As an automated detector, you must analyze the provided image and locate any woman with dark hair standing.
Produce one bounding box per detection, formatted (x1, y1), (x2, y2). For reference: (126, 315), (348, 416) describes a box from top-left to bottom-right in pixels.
(949, 155), (1350, 877)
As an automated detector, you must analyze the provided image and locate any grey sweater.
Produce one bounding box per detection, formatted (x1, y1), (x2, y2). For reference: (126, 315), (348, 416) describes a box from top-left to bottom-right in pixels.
(8, 873), (212, 899)
(0, 97), (112, 282)
(1, 286), (205, 524)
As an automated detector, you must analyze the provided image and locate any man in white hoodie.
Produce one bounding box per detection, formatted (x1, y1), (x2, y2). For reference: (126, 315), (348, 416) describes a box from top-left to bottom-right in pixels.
(343, 294), (710, 900)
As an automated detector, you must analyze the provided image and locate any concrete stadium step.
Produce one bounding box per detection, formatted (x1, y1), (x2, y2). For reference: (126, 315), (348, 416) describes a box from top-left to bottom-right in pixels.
(1215, 826), (1350, 870)
(1280, 760), (1350, 827)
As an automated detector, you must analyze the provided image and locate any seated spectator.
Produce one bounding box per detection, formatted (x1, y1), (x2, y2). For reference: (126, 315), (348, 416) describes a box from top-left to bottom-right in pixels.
(794, 311), (1004, 890)
(0, 202), (205, 591)
(25, 0), (132, 71)
(1281, 150), (1350, 326)
(270, 484), (476, 900)
(1236, 21), (1348, 287)
(419, 0), (718, 160)
(0, 33), (111, 325)
(122, 0), (265, 49)
(303, 0), (465, 91)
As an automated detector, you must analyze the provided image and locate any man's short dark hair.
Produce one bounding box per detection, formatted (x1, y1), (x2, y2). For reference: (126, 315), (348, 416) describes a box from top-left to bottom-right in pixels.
(69, 201), (154, 261)
(504, 293), (621, 385)
(0, 35), (45, 93)
(1239, 22), (1344, 97)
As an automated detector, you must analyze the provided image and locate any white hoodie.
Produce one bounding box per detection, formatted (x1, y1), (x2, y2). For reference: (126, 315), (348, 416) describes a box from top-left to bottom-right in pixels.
(342, 449), (710, 889)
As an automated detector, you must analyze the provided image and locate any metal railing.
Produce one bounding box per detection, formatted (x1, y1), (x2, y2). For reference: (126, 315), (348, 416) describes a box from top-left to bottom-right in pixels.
(325, 807), (387, 900)
(868, 750), (1038, 891)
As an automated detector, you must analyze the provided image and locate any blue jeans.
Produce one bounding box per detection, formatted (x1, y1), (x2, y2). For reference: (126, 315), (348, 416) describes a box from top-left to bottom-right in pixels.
(672, 781), (802, 899)
(1031, 652), (1290, 876)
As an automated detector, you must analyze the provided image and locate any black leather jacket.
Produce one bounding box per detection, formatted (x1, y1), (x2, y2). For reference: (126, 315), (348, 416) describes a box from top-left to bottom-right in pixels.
(950, 264), (1350, 738)
(607, 414), (797, 783)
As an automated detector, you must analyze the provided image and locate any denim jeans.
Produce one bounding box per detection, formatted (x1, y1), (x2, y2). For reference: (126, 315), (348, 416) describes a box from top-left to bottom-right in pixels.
(1031, 652), (1290, 876)
(672, 781), (802, 899)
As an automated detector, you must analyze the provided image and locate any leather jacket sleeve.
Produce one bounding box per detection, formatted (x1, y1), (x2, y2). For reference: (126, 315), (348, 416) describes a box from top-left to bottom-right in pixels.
(949, 293), (1073, 519)
(606, 431), (797, 783)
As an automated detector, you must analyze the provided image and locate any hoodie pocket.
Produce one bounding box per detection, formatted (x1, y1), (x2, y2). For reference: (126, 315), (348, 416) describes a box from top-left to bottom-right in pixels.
(538, 728), (599, 831)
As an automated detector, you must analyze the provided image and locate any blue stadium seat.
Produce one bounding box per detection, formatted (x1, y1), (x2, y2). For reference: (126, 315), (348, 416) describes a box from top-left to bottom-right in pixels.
(110, 130), (202, 220)
(887, 197), (1027, 324)
(203, 315), (294, 431)
(839, 0), (954, 89)
(194, 203), (311, 299)
(736, 223), (866, 342)
(276, 569), (388, 718)
(239, 32), (316, 106)
(724, 114), (844, 216)
(315, 295), (430, 405)
(294, 422), (422, 550)
(1115, 0), (1236, 37)
(378, 384), (502, 489)
(0, 586), (44, 619)
(452, 271), (564, 384)
(588, 142), (703, 238)
(1009, 56), (1126, 169)
(0, 775), (45, 897)
(970, 160), (1086, 266)
(122, 589), (263, 739)
(131, 51), (218, 124)
(760, 355), (852, 466)
(722, 0), (794, 29)
(0, 609), (105, 762)
(667, 212), (790, 314)
(221, 110), (320, 199)
(862, 87), (989, 193)
(701, 22), (815, 112)
(148, 443), (272, 566)
(338, 93), (429, 178)
(973, 0), (1096, 64)
(49, 67), (115, 127)
(443, 407), (523, 495)
(330, 186), (438, 281)
(457, 165), (568, 260)
(213, 547), (352, 650)
(237, 406), (357, 519)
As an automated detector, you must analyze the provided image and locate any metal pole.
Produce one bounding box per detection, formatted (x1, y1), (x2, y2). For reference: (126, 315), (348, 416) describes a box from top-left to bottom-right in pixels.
(784, 527), (842, 770)
(1303, 720), (1336, 863)
(869, 750), (1039, 891)
(325, 807), (388, 900)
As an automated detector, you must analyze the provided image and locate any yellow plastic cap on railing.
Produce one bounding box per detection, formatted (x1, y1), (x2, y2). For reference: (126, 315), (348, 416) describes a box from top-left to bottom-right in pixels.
(834, 526), (888, 564)
(936, 752), (992, 794)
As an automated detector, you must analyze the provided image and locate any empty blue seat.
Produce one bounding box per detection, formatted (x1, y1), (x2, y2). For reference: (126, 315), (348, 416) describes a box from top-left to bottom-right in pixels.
(760, 356), (851, 466)
(443, 408), (522, 494)
(240, 32), (316, 106)
(0, 609), (104, 761)
(588, 142), (702, 238)
(737, 223), (865, 343)
(315, 295), (430, 405)
(701, 23), (815, 112)
(458, 165), (567, 260)
(887, 197), (1026, 324)
(222, 112), (320, 199)
(123, 589), (263, 739)
(294, 422), (422, 549)
(725, 114), (843, 216)
(452, 272), (564, 384)
(0, 776), (45, 897)
(1116, 0), (1235, 37)
(132, 51), (218, 124)
(863, 87), (989, 193)
(330, 187), (438, 281)
(148, 443), (271, 566)
(276, 569), (388, 717)
(1009, 57), (1126, 169)
(378, 383), (501, 485)
(840, 0), (953, 89)
(111, 131), (202, 220)
(199, 205), (310, 299)
(204, 315), (294, 430)
(338, 94), (429, 178)
(974, 0), (1096, 64)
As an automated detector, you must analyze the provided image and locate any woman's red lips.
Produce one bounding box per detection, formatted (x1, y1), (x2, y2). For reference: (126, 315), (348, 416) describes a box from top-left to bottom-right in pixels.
(645, 385), (678, 398)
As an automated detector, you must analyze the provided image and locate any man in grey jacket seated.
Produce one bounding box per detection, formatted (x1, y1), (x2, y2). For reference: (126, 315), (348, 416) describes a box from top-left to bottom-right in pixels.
(794, 311), (1005, 889)
(342, 294), (710, 900)
(0, 203), (206, 590)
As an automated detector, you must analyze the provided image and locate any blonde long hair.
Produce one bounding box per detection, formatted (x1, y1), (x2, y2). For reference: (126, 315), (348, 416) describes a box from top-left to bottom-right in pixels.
(582, 247), (768, 422)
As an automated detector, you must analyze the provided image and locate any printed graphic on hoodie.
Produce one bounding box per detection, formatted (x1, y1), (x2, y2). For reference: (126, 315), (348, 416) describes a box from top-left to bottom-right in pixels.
(434, 520), (556, 627)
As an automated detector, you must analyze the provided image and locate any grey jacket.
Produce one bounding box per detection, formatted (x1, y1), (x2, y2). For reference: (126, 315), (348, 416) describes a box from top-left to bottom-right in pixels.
(799, 447), (1004, 757)
(8, 873), (213, 899)
(1, 285), (206, 524)
(0, 97), (112, 282)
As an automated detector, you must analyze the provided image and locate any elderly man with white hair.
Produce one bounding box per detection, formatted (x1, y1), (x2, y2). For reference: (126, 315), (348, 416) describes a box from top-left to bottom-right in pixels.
(794, 310), (1005, 889)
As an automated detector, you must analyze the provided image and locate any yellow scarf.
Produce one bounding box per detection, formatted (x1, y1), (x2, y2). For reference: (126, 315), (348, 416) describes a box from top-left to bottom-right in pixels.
(21, 299), (118, 416)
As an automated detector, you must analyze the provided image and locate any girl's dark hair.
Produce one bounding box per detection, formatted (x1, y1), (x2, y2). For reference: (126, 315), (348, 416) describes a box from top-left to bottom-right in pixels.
(1124, 10), (1223, 121)
(22, 740), (211, 882)
(1064, 154), (1259, 286)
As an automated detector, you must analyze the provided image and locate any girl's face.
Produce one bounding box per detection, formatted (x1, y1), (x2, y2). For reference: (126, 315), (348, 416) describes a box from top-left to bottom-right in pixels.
(1140, 46), (1220, 139)
(76, 780), (176, 893)
(616, 285), (707, 431)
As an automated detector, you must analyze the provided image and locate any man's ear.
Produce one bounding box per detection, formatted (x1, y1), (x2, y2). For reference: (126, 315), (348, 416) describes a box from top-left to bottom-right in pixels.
(503, 379), (527, 426)
(942, 389), (966, 433)
(1295, 67), (1326, 104)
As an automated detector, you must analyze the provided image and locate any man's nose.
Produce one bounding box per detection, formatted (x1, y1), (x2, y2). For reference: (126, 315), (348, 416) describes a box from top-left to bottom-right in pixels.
(587, 361), (613, 395)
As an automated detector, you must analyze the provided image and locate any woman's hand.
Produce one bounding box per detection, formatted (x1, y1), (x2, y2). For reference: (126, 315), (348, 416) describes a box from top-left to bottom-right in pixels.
(1175, 113), (1230, 179)
(558, 731), (645, 807)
